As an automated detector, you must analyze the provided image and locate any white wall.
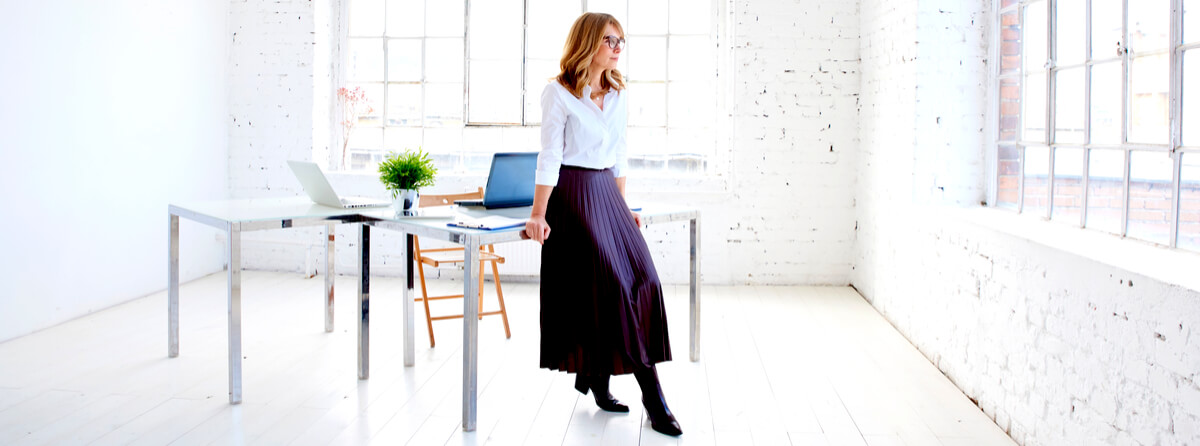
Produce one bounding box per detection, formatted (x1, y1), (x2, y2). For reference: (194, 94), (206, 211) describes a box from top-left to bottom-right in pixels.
(0, 1), (230, 342)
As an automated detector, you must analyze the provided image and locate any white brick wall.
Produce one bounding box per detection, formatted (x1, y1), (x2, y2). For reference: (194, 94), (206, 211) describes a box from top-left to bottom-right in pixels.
(855, 1), (1200, 445)
(228, 0), (862, 286)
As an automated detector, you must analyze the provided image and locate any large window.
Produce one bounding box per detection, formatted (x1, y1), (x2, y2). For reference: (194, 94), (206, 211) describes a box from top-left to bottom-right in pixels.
(993, 0), (1200, 251)
(343, 0), (717, 175)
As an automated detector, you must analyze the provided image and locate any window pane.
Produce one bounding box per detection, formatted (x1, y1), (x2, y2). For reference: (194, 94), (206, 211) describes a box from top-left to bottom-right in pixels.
(1052, 147), (1084, 223)
(425, 38), (464, 82)
(1024, 145), (1050, 215)
(386, 0), (423, 37)
(426, 0), (464, 37)
(467, 60), (521, 124)
(1127, 151), (1174, 245)
(423, 82), (462, 127)
(1024, 3), (1047, 73)
(468, 0), (523, 60)
(349, 39), (385, 82)
(628, 36), (666, 81)
(629, 0), (667, 34)
(668, 81), (714, 128)
(347, 127), (384, 170)
(387, 83), (421, 126)
(1090, 62), (1122, 144)
(1180, 153), (1200, 251)
(667, 130), (713, 170)
(350, 0), (385, 37)
(387, 39), (421, 82)
(669, 0), (711, 34)
(587, 0), (627, 26)
(423, 126), (464, 154)
(1024, 73), (1047, 142)
(1129, 0), (1170, 54)
(524, 60), (559, 125)
(1186, 50), (1199, 146)
(629, 127), (667, 155)
(527, 0), (580, 61)
(628, 82), (666, 127)
(353, 83), (385, 127)
(382, 127), (422, 155)
(1086, 149), (1124, 234)
(1055, 67), (1084, 144)
(1000, 8), (1021, 76)
(997, 143), (1020, 209)
(1091, 0), (1122, 60)
(1000, 77), (1020, 141)
(667, 35), (713, 81)
(1055, 0), (1085, 66)
(1188, 0), (1200, 44)
(1129, 54), (1170, 144)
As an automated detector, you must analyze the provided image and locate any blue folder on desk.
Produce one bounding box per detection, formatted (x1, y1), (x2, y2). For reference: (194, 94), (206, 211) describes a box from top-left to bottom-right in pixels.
(447, 216), (527, 231)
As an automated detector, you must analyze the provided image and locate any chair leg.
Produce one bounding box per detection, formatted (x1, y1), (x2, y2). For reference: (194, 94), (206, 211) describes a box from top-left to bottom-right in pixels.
(488, 245), (511, 339)
(415, 238), (436, 348)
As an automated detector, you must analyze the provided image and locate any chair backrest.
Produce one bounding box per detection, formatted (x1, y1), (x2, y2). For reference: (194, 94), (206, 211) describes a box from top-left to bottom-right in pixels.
(419, 187), (484, 207)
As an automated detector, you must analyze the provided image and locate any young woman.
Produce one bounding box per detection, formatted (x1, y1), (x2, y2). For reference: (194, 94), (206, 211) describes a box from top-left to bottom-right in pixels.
(524, 12), (682, 437)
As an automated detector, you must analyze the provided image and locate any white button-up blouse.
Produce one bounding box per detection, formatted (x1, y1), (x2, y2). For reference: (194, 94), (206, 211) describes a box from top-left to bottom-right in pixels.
(535, 81), (628, 186)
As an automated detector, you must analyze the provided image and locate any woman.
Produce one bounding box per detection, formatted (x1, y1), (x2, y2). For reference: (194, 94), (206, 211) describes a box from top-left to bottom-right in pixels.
(524, 12), (682, 437)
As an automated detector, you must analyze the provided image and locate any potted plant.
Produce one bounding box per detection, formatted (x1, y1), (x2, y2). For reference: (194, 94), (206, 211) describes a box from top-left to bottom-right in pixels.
(378, 149), (438, 212)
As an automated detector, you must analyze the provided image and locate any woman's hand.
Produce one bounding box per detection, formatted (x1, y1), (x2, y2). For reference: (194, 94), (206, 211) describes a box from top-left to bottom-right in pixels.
(631, 211), (642, 227)
(526, 216), (551, 244)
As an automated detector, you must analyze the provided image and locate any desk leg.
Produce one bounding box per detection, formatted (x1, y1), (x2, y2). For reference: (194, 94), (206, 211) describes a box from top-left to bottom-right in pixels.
(690, 216), (701, 362)
(228, 223), (243, 404)
(403, 233), (415, 367)
(357, 224), (370, 380)
(462, 237), (480, 431)
(168, 213), (179, 358)
(325, 223), (335, 333)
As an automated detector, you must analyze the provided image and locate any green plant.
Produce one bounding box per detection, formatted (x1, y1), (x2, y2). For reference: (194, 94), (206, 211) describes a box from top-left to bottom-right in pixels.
(378, 149), (438, 198)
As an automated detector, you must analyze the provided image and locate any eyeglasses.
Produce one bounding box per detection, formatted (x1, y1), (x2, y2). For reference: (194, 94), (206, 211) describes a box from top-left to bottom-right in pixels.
(602, 35), (626, 51)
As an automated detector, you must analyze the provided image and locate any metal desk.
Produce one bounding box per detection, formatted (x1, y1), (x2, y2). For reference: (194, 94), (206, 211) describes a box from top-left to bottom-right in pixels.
(167, 198), (373, 404)
(360, 204), (701, 431)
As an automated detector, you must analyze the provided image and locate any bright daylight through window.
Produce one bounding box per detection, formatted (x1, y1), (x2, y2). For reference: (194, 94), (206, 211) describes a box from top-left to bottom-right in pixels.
(343, 0), (717, 175)
(995, 0), (1200, 251)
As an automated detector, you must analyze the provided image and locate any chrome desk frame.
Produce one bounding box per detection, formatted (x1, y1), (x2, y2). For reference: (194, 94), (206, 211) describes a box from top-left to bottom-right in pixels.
(364, 205), (701, 431)
(167, 199), (372, 404)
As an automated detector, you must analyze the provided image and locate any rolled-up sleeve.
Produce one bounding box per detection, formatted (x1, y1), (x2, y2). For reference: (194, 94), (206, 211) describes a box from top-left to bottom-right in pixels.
(536, 84), (566, 186)
(611, 91), (629, 178)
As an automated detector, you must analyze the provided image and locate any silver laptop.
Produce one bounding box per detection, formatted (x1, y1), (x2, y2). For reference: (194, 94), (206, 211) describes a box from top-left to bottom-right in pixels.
(287, 160), (389, 209)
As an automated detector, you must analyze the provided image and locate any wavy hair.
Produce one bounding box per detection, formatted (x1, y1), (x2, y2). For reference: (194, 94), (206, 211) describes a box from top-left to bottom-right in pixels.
(556, 12), (626, 99)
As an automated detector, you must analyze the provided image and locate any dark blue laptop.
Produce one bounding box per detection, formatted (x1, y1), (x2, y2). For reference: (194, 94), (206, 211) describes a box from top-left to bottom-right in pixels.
(455, 152), (538, 208)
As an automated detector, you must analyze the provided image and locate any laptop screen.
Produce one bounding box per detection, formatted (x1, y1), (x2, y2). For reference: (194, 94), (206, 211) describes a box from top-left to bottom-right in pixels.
(483, 152), (538, 207)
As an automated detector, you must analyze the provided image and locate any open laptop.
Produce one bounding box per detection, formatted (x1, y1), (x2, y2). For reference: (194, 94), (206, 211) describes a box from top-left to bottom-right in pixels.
(455, 152), (538, 208)
(287, 160), (390, 209)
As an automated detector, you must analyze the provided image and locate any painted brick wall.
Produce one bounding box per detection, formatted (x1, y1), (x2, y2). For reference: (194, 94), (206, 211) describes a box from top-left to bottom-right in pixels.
(855, 0), (1200, 445)
(228, 0), (862, 286)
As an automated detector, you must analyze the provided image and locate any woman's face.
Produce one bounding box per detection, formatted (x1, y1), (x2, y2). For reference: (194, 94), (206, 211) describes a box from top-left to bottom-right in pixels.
(590, 23), (623, 71)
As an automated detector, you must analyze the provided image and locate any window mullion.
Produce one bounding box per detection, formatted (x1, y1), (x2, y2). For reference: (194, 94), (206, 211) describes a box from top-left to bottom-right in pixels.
(520, 0), (528, 126)
(1120, 0), (1130, 236)
(1082, 0), (1093, 228)
(1047, 0), (1056, 221)
(1169, 0), (1184, 247)
(463, 0), (471, 129)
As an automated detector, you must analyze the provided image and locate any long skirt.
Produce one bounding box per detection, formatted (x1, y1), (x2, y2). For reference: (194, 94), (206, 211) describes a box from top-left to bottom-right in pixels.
(539, 165), (672, 388)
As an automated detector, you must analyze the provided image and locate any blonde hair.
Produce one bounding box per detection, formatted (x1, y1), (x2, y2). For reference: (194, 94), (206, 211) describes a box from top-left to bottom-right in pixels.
(557, 12), (626, 99)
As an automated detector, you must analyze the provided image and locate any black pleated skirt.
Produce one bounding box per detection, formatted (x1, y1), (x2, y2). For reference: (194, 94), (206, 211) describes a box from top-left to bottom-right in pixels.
(539, 165), (672, 380)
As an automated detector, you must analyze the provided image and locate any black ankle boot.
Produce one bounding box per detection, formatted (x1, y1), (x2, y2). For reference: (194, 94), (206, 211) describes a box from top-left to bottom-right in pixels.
(634, 366), (682, 436)
(574, 374), (629, 413)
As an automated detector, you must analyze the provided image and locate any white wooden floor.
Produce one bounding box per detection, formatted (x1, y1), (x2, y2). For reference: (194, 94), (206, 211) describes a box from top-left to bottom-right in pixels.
(0, 271), (1015, 446)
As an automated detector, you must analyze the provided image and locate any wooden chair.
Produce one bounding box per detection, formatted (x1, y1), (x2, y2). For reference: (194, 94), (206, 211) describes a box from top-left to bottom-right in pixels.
(413, 188), (512, 347)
